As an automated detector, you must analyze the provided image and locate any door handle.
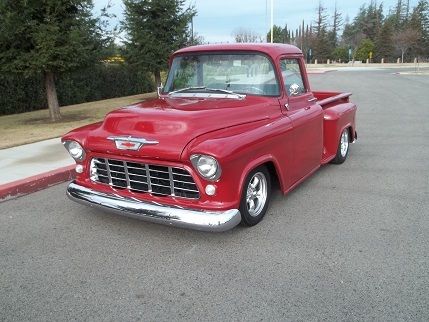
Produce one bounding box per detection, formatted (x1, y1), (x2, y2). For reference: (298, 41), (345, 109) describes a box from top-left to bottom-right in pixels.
(308, 97), (317, 102)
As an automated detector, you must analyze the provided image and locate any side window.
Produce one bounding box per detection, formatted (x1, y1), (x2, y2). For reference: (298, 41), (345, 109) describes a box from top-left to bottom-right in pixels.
(280, 59), (306, 96)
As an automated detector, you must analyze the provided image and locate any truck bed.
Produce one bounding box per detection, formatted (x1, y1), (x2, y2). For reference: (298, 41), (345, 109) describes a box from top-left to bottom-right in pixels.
(313, 91), (352, 109)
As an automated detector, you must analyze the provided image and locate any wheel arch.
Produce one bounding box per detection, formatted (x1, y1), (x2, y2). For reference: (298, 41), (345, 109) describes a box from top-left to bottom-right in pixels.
(338, 123), (354, 143)
(347, 125), (357, 142)
(237, 155), (284, 201)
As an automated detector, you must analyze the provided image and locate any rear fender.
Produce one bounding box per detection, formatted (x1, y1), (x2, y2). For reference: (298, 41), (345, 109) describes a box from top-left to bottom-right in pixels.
(323, 102), (357, 157)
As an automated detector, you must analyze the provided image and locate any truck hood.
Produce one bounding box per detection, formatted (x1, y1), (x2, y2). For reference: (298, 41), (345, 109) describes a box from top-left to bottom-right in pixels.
(85, 96), (276, 161)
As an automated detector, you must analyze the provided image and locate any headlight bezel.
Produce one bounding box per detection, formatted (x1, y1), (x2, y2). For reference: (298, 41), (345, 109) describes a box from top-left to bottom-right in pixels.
(63, 140), (85, 161)
(190, 154), (221, 181)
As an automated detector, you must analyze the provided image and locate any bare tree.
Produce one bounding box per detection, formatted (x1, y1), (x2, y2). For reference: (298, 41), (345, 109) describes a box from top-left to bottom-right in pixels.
(187, 32), (205, 46)
(314, 1), (328, 36)
(232, 28), (261, 43)
(312, 1), (330, 61)
(393, 28), (420, 62)
(330, 2), (343, 48)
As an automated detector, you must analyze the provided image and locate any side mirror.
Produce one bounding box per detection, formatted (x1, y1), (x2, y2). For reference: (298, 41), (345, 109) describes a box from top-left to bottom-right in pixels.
(289, 83), (301, 96)
(157, 82), (163, 97)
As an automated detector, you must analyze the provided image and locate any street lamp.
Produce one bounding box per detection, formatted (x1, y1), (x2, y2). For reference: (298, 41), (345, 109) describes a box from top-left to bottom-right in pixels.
(270, 0), (273, 43)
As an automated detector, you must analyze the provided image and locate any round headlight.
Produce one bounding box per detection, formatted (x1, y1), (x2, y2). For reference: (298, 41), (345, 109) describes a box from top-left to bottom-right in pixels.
(191, 154), (221, 180)
(64, 141), (85, 161)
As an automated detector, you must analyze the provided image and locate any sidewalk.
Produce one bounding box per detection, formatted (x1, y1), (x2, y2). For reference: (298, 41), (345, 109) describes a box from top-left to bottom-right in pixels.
(0, 138), (75, 200)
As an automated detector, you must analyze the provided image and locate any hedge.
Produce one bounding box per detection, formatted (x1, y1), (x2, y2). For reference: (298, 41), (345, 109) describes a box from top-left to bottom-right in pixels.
(0, 64), (155, 116)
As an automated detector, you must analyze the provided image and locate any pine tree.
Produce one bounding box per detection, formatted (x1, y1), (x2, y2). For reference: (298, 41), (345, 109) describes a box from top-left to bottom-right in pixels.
(311, 2), (330, 62)
(394, 0), (408, 28)
(405, 0), (411, 21)
(355, 38), (375, 61)
(375, 17), (395, 62)
(0, 0), (104, 121)
(329, 3), (343, 48)
(282, 24), (290, 43)
(266, 25), (284, 43)
(353, 2), (384, 41)
(122, 0), (195, 86)
(409, 0), (429, 57)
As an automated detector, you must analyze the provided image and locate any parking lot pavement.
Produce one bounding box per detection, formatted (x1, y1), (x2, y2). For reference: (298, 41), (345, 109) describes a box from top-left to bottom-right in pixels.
(1, 69), (428, 321)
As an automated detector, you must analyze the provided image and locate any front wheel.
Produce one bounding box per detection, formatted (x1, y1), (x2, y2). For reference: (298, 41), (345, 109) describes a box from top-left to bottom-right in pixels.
(239, 166), (271, 226)
(331, 128), (350, 164)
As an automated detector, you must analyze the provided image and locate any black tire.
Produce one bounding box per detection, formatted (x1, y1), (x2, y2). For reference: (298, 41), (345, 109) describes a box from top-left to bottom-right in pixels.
(331, 128), (350, 164)
(239, 166), (272, 226)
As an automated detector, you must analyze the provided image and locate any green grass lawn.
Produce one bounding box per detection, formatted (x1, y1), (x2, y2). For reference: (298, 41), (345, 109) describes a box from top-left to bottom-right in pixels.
(0, 92), (156, 149)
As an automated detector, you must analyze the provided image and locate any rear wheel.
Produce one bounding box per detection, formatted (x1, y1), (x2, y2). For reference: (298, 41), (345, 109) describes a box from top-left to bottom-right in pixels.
(331, 128), (350, 164)
(239, 166), (271, 226)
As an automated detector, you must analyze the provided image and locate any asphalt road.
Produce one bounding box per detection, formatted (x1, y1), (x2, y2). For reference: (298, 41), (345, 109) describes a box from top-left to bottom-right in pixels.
(1, 69), (428, 321)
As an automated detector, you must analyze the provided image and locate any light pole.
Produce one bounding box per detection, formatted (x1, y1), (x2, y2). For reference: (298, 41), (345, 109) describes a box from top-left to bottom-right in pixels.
(270, 0), (273, 43)
(190, 0), (196, 44)
(191, 16), (194, 43)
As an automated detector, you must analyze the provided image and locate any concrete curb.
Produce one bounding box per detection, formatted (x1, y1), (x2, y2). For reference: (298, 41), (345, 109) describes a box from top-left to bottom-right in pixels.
(307, 69), (337, 75)
(0, 165), (75, 201)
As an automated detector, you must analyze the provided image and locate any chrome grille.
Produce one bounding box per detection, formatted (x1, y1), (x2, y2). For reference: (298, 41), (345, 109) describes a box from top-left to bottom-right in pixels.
(90, 158), (200, 199)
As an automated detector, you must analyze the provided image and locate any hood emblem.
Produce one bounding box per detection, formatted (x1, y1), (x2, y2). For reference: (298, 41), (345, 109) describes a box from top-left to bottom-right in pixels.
(107, 136), (159, 151)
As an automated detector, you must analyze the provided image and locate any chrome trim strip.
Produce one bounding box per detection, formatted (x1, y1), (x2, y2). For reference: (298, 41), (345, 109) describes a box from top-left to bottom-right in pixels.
(123, 161), (131, 189)
(144, 164), (152, 192)
(107, 136), (159, 145)
(168, 167), (175, 196)
(172, 186), (199, 193)
(104, 158), (113, 185)
(67, 182), (241, 232)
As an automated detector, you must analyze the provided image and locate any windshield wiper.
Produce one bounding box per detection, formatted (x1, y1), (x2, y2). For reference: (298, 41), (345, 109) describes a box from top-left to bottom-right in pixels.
(205, 88), (245, 98)
(168, 86), (246, 99)
(168, 86), (207, 95)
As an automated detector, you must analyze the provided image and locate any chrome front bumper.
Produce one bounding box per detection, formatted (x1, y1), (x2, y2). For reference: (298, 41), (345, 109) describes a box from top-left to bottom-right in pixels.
(66, 182), (241, 232)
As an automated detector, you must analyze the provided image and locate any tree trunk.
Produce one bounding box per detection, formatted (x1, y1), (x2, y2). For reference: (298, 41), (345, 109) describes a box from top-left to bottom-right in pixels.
(401, 50), (405, 63)
(154, 70), (161, 87)
(44, 71), (61, 122)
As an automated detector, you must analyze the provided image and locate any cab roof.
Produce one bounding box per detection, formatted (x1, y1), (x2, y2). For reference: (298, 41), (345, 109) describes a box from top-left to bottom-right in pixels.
(174, 43), (303, 59)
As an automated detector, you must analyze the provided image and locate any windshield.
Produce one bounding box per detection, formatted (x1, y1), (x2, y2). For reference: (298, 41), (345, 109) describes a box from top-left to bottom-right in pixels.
(164, 53), (280, 97)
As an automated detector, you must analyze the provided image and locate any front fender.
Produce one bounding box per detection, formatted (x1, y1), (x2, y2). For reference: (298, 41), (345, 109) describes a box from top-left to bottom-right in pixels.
(181, 116), (293, 206)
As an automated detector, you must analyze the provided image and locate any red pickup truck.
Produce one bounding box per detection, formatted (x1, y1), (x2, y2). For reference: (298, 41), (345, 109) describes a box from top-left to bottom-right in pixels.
(63, 43), (357, 232)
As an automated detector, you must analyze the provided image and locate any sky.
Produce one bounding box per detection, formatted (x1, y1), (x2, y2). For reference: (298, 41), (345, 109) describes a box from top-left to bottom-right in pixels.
(93, 0), (419, 43)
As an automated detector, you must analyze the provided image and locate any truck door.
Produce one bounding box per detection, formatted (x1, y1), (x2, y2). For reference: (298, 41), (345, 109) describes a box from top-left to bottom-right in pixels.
(278, 57), (324, 184)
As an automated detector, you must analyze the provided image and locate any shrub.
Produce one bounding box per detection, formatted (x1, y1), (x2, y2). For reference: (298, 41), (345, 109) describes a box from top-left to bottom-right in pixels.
(0, 64), (154, 116)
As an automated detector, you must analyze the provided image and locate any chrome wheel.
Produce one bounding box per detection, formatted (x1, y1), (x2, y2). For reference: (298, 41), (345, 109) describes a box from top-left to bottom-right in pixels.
(246, 172), (268, 217)
(340, 130), (349, 157)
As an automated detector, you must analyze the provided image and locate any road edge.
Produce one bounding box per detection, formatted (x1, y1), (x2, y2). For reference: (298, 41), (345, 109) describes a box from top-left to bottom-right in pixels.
(0, 165), (75, 201)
